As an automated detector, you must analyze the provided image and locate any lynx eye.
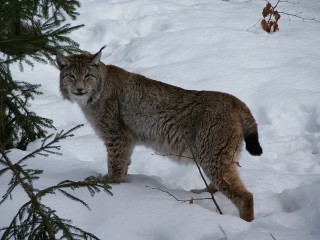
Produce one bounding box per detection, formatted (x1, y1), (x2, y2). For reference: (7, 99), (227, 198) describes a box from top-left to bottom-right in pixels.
(67, 74), (76, 80)
(84, 74), (93, 80)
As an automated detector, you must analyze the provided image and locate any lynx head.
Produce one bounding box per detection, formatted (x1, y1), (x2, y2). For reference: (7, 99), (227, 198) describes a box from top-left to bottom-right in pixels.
(56, 46), (106, 106)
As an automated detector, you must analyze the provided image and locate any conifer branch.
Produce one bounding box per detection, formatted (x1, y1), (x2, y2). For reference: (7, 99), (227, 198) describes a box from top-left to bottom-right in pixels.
(0, 0), (84, 150)
(0, 125), (112, 239)
(19, 124), (84, 162)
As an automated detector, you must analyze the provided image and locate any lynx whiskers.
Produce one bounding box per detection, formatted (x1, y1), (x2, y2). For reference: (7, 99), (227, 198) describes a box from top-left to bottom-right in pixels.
(56, 47), (262, 222)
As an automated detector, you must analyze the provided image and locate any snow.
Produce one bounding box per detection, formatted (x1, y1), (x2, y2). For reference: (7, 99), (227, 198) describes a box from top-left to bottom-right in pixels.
(1, 0), (320, 239)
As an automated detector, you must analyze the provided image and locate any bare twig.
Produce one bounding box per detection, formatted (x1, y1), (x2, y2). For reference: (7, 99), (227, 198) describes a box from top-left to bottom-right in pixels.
(247, 19), (261, 31)
(266, 0), (280, 23)
(151, 152), (193, 160)
(145, 186), (211, 203)
(153, 150), (223, 214)
(270, 233), (277, 240)
(189, 148), (223, 214)
(278, 11), (320, 23)
(218, 225), (228, 240)
(153, 151), (224, 214)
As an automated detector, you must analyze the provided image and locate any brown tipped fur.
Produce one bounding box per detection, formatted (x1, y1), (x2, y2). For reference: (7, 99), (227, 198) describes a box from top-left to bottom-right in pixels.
(56, 50), (262, 221)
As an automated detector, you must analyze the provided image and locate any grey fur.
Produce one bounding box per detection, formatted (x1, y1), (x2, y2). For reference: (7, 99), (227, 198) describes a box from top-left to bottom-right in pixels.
(56, 49), (262, 222)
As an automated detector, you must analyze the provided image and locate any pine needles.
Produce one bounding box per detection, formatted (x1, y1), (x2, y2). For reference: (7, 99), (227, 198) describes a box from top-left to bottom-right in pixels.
(0, 125), (112, 240)
(0, 0), (84, 150)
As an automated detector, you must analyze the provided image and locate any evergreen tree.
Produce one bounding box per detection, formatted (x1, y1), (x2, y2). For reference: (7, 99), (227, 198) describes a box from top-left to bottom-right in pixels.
(0, 0), (84, 150)
(0, 2), (113, 239)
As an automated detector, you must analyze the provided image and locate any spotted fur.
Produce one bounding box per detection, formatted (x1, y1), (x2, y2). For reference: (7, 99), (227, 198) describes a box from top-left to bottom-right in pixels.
(56, 48), (262, 222)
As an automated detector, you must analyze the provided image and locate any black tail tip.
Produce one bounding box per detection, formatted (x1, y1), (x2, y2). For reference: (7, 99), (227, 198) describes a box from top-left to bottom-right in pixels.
(245, 133), (263, 156)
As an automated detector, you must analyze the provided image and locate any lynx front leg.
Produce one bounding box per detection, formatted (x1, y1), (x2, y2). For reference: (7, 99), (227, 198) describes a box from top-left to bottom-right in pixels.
(105, 132), (133, 182)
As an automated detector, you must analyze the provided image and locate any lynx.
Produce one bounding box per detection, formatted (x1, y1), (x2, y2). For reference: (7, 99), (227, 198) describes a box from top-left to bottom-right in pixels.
(56, 47), (262, 222)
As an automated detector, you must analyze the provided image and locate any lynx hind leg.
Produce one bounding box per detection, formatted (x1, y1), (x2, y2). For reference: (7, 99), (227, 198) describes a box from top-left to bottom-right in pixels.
(215, 164), (254, 222)
(201, 125), (254, 221)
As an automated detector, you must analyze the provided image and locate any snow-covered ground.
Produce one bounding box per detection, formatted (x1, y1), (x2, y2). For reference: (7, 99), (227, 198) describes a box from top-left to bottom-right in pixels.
(1, 0), (320, 239)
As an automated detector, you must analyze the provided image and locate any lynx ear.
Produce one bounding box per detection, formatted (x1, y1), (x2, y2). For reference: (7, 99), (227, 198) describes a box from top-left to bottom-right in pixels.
(91, 45), (106, 65)
(56, 54), (69, 70)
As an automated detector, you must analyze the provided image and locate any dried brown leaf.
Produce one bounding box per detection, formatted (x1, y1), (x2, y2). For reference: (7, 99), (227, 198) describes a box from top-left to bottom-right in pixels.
(262, 2), (273, 17)
(261, 19), (271, 33)
(274, 11), (281, 22)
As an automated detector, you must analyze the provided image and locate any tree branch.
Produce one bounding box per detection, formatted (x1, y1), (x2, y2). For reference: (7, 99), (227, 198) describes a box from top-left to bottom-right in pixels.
(145, 185), (212, 204)
(0, 125), (110, 239)
(0, 150), (56, 239)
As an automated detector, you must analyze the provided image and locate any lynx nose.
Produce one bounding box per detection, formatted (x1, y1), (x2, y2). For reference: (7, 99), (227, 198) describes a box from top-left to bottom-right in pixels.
(76, 88), (84, 93)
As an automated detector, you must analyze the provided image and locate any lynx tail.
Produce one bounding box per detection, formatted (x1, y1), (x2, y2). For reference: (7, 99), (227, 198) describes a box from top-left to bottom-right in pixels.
(244, 132), (262, 156)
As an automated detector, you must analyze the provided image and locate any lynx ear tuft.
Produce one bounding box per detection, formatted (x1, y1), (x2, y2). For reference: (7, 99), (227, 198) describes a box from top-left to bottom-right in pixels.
(92, 45), (106, 66)
(56, 54), (69, 70)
